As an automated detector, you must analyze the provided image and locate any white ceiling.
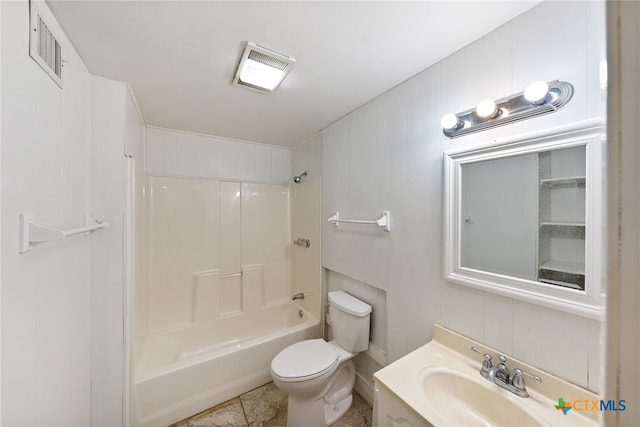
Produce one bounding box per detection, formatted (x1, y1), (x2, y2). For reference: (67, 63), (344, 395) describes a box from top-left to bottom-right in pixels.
(48, 1), (539, 147)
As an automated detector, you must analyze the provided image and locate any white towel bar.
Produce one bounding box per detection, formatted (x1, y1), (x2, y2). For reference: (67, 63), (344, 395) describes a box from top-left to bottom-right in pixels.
(327, 211), (390, 232)
(19, 212), (109, 253)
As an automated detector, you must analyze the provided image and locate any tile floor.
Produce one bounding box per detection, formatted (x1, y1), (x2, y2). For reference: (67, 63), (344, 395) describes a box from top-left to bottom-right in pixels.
(170, 382), (373, 427)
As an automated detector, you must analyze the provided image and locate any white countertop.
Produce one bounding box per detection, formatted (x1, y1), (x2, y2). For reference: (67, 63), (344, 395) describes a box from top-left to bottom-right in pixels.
(373, 324), (598, 426)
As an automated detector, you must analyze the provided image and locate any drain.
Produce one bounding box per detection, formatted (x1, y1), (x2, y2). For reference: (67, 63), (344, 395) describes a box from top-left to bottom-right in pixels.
(298, 309), (304, 318)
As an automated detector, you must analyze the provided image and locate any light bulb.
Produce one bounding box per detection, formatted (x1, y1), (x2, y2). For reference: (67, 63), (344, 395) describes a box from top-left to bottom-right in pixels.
(476, 99), (498, 118)
(524, 81), (549, 104)
(441, 113), (461, 130)
(239, 58), (286, 90)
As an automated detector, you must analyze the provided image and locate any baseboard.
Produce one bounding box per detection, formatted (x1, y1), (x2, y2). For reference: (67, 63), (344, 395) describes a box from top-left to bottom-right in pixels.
(354, 372), (374, 406)
(363, 342), (387, 367)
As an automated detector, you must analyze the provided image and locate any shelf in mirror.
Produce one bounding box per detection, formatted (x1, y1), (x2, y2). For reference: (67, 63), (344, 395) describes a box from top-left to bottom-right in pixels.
(538, 275), (584, 291)
(539, 259), (585, 290)
(539, 176), (586, 187)
(539, 259), (585, 275)
(539, 221), (585, 227)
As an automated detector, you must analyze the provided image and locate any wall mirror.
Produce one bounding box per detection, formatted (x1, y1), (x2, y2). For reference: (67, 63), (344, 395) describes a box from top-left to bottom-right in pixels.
(443, 121), (605, 319)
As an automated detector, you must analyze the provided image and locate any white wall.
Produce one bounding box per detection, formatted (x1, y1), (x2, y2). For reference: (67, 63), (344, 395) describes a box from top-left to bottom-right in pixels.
(91, 76), (144, 427)
(1, 1), (93, 424)
(293, 133), (323, 181)
(322, 0), (605, 392)
(146, 127), (292, 183)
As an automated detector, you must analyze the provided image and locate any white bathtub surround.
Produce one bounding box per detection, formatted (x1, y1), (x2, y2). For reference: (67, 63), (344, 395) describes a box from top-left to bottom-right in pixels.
(131, 126), (323, 425)
(144, 177), (291, 331)
(133, 174), (321, 425)
(291, 177), (322, 320)
(135, 304), (319, 427)
(291, 132), (323, 325)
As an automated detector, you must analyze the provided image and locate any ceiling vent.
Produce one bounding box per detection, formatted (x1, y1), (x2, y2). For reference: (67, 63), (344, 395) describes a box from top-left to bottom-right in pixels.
(233, 42), (295, 94)
(29, 1), (63, 88)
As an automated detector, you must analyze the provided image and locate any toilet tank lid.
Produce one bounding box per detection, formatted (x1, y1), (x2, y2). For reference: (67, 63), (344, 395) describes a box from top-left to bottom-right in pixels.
(328, 291), (372, 317)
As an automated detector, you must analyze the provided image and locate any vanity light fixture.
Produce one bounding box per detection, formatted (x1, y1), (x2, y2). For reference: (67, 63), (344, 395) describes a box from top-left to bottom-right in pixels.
(441, 80), (574, 138)
(476, 99), (500, 118)
(233, 42), (296, 94)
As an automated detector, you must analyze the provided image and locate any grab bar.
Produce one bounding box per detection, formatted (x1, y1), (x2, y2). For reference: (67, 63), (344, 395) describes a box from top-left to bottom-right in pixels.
(327, 211), (391, 232)
(19, 212), (109, 253)
(220, 272), (242, 279)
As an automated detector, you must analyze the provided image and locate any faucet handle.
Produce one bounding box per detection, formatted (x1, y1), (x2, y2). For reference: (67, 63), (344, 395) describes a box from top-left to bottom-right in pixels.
(495, 354), (511, 382)
(470, 347), (493, 379)
(512, 368), (542, 391)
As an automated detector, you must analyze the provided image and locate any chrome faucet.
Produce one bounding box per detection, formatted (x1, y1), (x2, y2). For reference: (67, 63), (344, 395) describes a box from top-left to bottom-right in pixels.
(471, 347), (542, 398)
(291, 292), (305, 301)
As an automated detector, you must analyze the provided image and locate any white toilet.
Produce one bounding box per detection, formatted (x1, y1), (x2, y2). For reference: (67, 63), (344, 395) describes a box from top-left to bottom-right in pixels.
(270, 291), (372, 427)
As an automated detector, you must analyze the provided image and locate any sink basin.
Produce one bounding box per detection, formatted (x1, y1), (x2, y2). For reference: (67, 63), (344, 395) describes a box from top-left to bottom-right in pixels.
(420, 367), (546, 427)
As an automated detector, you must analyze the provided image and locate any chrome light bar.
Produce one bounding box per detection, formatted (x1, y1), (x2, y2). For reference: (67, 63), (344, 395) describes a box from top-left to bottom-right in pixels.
(442, 80), (574, 139)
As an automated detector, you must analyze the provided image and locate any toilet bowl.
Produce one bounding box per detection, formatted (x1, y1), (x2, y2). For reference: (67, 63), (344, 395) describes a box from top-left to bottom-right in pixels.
(270, 291), (371, 427)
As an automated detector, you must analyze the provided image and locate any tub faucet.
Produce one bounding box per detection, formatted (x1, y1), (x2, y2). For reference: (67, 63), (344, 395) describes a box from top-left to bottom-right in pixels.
(292, 292), (305, 301)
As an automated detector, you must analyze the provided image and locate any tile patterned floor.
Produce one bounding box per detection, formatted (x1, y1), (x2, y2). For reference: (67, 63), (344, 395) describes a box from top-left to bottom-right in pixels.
(170, 382), (372, 427)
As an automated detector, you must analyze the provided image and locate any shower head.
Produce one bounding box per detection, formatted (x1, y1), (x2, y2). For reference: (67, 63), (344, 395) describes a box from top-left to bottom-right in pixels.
(293, 171), (307, 184)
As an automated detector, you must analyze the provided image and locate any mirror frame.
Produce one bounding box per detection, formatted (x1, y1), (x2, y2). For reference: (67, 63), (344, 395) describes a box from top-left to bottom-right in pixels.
(443, 119), (605, 319)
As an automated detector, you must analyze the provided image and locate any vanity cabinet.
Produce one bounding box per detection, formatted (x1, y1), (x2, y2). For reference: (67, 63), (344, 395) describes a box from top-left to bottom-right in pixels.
(373, 382), (431, 427)
(537, 145), (586, 289)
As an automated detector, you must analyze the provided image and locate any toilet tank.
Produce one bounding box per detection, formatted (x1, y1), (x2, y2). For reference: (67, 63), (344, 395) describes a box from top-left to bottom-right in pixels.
(328, 291), (371, 353)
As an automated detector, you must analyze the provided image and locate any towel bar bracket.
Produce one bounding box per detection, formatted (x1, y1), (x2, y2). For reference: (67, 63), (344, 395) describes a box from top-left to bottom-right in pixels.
(19, 212), (109, 253)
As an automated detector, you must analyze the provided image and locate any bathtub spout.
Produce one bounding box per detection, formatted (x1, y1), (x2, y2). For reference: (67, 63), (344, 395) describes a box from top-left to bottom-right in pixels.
(292, 292), (305, 301)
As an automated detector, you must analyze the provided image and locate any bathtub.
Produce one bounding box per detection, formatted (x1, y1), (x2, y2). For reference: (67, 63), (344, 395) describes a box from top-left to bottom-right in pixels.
(133, 303), (321, 427)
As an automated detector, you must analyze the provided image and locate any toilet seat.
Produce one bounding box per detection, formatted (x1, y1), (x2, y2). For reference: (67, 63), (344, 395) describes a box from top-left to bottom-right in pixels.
(271, 339), (338, 382)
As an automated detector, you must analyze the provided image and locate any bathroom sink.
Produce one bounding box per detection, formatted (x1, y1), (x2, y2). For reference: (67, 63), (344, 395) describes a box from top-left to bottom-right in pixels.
(374, 326), (597, 427)
(419, 367), (546, 427)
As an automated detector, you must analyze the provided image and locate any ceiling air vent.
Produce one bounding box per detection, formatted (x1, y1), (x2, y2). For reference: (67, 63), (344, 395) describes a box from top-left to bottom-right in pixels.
(233, 42), (295, 94)
(29, 1), (63, 88)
